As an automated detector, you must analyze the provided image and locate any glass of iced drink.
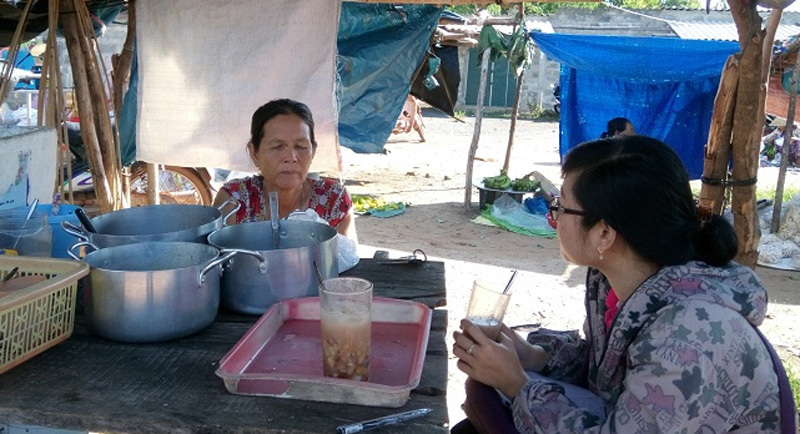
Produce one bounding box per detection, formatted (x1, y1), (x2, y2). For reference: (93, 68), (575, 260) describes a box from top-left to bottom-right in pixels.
(466, 280), (511, 341)
(320, 277), (372, 381)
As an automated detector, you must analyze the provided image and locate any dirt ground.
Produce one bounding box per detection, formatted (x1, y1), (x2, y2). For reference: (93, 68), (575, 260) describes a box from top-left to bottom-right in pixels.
(341, 108), (800, 427)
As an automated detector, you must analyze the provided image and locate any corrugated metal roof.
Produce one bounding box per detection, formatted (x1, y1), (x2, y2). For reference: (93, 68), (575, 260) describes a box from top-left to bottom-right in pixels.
(668, 20), (800, 42)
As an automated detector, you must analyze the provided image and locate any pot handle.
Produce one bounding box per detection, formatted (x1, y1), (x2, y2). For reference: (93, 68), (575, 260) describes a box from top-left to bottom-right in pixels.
(62, 220), (89, 242)
(67, 240), (99, 261)
(218, 199), (241, 228)
(219, 248), (269, 274)
(198, 250), (238, 287)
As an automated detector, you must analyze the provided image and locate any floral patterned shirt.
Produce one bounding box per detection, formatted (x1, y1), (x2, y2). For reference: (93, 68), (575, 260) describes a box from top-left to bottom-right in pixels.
(220, 176), (352, 228)
(519, 261), (781, 433)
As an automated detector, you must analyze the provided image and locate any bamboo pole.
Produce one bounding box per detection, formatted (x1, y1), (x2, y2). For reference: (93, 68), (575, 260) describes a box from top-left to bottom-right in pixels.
(61, 0), (114, 213)
(113, 0), (136, 206)
(75, 1), (121, 209)
(41, 0), (71, 203)
(465, 48), (492, 208)
(771, 54), (799, 234)
(0, 0), (34, 106)
(699, 55), (739, 215)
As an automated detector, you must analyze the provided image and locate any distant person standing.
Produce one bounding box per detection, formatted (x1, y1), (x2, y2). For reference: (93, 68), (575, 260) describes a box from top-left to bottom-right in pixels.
(600, 117), (635, 138)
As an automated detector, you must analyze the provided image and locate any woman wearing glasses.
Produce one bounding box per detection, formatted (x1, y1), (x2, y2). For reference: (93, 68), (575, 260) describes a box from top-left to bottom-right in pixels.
(452, 136), (789, 433)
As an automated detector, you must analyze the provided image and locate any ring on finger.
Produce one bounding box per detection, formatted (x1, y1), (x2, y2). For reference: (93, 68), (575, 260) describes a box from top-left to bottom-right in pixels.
(466, 343), (476, 355)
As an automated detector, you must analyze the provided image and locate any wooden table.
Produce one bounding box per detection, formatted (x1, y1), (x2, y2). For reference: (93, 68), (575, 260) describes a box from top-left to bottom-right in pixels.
(0, 258), (448, 433)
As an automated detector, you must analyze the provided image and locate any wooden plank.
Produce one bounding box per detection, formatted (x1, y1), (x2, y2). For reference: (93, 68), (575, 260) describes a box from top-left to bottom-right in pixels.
(342, 259), (447, 308)
(0, 325), (448, 433)
(699, 55), (738, 215)
(347, 0), (599, 4)
(0, 260), (449, 433)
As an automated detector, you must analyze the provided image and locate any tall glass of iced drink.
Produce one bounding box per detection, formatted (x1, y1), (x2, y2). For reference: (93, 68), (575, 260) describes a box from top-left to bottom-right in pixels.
(466, 280), (511, 341)
(320, 277), (372, 381)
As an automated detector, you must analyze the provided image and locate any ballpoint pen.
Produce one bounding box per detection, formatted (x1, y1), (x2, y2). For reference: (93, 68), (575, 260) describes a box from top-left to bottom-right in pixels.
(336, 408), (433, 434)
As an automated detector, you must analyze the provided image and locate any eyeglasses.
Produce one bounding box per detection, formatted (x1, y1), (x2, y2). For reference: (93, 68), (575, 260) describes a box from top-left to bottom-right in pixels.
(548, 196), (588, 228)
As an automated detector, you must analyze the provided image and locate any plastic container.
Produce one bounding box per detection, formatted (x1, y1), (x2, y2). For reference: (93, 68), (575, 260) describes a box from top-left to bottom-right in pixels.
(35, 204), (81, 258)
(0, 208), (52, 257)
(0, 256), (89, 374)
(216, 297), (431, 408)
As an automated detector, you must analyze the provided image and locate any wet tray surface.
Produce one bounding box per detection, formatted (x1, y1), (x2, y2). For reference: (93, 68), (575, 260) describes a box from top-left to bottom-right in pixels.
(216, 297), (432, 408)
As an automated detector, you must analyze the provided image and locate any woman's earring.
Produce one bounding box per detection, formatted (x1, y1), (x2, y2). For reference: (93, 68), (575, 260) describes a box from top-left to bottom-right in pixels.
(597, 247), (604, 260)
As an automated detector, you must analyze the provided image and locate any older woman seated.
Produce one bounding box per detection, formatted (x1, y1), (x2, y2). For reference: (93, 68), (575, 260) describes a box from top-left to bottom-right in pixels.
(213, 99), (355, 238)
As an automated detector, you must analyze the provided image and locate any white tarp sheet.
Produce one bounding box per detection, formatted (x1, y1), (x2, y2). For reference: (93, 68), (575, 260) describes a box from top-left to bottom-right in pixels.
(136, 0), (342, 175)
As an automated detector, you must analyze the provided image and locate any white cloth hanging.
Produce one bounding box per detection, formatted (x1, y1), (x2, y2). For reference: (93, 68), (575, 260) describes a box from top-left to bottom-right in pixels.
(135, 0), (342, 175)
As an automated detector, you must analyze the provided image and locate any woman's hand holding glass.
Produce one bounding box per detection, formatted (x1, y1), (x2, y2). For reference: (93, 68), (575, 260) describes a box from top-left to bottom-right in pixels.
(453, 319), (529, 400)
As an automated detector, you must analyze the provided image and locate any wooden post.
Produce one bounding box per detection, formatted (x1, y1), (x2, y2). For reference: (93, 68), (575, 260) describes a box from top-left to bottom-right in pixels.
(61, 0), (112, 213)
(465, 47), (492, 208)
(44, 0), (73, 204)
(112, 0), (136, 120)
(502, 3), (525, 174)
(80, 10), (121, 210)
(112, 0), (136, 206)
(728, 0), (763, 269)
(61, 0), (124, 213)
(699, 56), (739, 215)
(770, 53), (799, 233)
(147, 163), (160, 205)
(503, 74), (524, 173)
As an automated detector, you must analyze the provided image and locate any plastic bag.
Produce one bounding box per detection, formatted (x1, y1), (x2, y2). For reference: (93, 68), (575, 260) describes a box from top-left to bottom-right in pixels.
(488, 195), (556, 238)
(287, 209), (360, 273)
(524, 196), (550, 215)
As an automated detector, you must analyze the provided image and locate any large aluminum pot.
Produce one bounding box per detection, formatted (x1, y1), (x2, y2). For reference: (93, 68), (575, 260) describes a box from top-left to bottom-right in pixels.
(71, 241), (236, 343)
(62, 201), (238, 249)
(207, 220), (338, 315)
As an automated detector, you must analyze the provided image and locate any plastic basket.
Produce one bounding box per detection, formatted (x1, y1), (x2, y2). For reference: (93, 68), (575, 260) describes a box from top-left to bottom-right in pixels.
(0, 256), (89, 375)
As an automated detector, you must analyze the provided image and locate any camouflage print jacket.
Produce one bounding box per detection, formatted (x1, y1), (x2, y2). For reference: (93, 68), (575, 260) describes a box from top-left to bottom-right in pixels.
(513, 261), (782, 433)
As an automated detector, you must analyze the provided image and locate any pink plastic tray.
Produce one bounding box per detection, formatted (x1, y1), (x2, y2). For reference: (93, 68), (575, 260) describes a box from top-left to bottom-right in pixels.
(216, 297), (432, 408)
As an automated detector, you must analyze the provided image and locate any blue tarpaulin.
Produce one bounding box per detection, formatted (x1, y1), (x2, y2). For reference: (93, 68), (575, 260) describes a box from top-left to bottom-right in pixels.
(337, 4), (441, 153)
(529, 33), (740, 179)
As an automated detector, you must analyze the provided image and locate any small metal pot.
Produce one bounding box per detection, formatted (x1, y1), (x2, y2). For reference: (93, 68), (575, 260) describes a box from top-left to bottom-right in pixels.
(207, 220), (338, 315)
(62, 201), (238, 249)
(72, 241), (235, 343)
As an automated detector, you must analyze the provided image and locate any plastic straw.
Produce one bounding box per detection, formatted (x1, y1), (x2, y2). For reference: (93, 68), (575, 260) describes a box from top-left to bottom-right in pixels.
(503, 269), (518, 294)
(313, 260), (327, 295)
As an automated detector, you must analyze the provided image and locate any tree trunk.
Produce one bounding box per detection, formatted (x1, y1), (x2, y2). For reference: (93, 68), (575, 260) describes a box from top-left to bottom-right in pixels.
(465, 48), (491, 208)
(699, 55), (739, 215)
(503, 72), (524, 173)
(728, 0), (763, 269)
(502, 3), (525, 174)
